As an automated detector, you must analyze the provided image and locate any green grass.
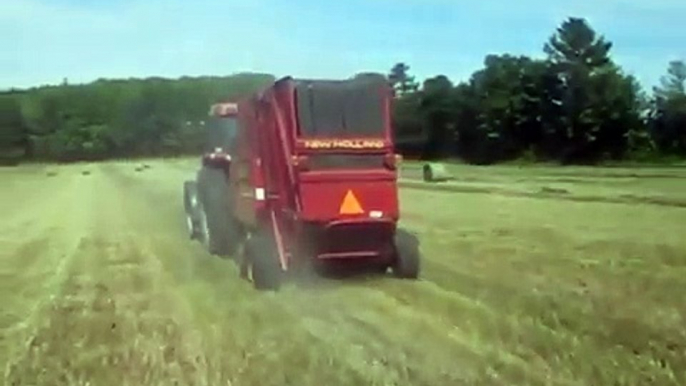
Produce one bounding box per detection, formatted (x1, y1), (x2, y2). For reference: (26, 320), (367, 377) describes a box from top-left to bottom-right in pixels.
(1, 160), (685, 386)
(398, 166), (686, 385)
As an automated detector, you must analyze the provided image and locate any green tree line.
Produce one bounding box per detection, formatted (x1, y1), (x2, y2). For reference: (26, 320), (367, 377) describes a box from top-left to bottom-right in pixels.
(0, 73), (275, 164)
(0, 17), (684, 165)
(391, 18), (686, 164)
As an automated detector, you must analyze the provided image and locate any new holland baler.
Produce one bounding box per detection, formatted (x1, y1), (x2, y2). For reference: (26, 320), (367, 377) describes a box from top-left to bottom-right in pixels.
(184, 74), (421, 290)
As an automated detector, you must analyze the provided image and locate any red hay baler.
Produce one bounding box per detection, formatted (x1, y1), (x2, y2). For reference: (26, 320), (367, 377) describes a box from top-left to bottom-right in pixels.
(183, 74), (421, 290)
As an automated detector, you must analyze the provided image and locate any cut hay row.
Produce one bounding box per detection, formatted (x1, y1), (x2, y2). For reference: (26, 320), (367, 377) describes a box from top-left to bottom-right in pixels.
(398, 179), (686, 209)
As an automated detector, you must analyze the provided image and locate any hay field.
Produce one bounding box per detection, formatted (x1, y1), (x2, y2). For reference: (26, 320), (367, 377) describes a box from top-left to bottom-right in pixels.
(1, 159), (684, 385)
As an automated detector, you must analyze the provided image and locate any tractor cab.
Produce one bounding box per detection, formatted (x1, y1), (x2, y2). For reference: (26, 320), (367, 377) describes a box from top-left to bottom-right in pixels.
(203, 103), (239, 167)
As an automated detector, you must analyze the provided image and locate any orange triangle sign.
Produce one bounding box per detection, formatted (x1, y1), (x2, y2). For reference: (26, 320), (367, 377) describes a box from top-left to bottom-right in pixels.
(339, 190), (364, 215)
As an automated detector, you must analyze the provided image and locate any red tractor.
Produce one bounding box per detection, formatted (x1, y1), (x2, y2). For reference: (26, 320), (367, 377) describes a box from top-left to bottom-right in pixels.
(183, 74), (421, 290)
(183, 102), (242, 255)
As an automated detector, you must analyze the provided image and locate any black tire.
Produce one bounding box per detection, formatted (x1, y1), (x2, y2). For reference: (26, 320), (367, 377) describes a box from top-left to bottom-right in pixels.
(392, 228), (421, 279)
(196, 203), (211, 249)
(197, 167), (240, 256)
(245, 227), (282, 291)
(183, 181), (200, 239)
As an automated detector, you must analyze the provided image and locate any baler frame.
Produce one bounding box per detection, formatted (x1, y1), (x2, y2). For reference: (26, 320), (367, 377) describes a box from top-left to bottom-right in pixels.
(184, 75), (421, 291)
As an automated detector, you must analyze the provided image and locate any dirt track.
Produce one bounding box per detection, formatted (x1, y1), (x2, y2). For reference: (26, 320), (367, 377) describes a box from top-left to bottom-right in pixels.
(2, 160), (685, 386)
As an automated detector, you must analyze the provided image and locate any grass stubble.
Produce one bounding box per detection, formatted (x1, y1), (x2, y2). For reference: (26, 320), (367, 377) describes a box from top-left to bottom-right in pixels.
(0, 160), (684, 385)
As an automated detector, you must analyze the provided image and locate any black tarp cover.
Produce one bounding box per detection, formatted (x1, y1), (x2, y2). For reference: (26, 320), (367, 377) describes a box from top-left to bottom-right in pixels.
(295, 75), (387, 138)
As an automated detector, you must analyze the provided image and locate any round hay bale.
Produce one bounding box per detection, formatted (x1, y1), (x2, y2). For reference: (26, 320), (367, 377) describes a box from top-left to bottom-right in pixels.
(422, 163), (452, 182)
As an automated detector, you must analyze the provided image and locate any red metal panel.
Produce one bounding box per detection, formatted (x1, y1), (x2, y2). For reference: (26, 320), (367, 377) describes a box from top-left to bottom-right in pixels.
(298, 169), (396, 182)
(231, 75), (399, 269)
(316, 218), (396, 260)
(233, 99), (260, 226)
(318, 251), (380, 259)
(297, 179), (399, 222)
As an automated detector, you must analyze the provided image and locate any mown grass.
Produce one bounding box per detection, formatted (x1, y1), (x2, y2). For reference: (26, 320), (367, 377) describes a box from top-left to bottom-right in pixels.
(401, 161), (686, 208)
(398, 166), (686, 385)
(1, 161), (685, 386)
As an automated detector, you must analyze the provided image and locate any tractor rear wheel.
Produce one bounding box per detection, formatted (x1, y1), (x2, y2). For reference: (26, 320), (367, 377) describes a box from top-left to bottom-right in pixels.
(392, 228), (421, 279)
(196, 203), (212, 250)
(197, 167), (240, 257)
(245, 228), (282, 291)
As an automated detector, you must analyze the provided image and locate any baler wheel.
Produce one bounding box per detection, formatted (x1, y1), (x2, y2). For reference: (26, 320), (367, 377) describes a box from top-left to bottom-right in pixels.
(392, 229), (421, 279)
(245, 229), (283, 291)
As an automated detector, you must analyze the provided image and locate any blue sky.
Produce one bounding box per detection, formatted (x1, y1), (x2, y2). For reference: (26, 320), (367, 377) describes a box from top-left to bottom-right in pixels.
(2, 0), (685, 90)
